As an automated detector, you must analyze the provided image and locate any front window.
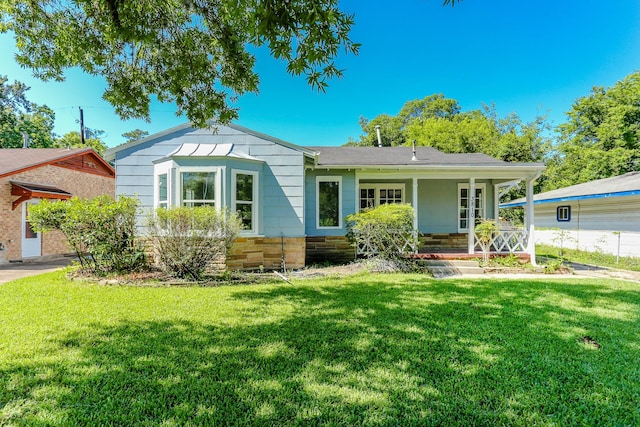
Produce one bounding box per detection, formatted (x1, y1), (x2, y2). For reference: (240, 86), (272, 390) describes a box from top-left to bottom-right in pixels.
(458, 183), (485, 232)
(317, 177), (342, 228)
(181, 171), (216, 207)
(233, 171), (258, 233)
(359, 184), (404, 210)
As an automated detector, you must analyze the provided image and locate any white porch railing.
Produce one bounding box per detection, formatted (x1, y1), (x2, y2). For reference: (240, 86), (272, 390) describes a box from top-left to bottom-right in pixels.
(353, 229), (419, 257)
(474, 228), (529, 253)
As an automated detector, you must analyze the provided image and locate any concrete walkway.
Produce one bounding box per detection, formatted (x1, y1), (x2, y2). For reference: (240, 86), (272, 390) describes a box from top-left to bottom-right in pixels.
(565, 261), (640, 283)
(0, 257), (74, 284)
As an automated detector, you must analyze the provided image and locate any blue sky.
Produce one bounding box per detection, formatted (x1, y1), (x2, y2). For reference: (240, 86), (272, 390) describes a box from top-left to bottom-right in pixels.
(2, 0), (639, 148)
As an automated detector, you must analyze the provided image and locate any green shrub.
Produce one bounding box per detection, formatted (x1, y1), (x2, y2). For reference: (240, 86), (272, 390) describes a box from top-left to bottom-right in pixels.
(346, 204), (416, 259)
(28, 195), (146, 274)
(146, 206), (241, 280)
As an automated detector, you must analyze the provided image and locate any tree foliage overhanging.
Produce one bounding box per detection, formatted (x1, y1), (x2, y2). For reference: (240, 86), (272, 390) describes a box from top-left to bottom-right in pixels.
(0, 0), (360, 127)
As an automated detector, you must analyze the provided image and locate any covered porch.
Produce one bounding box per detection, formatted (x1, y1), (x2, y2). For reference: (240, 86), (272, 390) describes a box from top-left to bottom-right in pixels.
(353, 169), (541, 261)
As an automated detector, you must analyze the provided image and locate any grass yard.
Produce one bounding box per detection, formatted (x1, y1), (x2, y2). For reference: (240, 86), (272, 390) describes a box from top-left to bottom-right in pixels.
(537, 243), (640, 272)
(1, 271), (639, 426)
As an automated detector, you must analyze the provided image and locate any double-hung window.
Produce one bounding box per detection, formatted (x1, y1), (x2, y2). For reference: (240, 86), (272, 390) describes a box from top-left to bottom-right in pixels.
(458, 183), (485, 232)
(317, 176), (342, 229)
(232, 170), (258, 233)
(158, 173), (168, 208)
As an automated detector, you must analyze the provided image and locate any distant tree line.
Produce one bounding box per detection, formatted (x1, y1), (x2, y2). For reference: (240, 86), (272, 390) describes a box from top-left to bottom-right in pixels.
(349, 71), (640, 193)
(2, 70), (639, 193)
(0, 75), (148, 155)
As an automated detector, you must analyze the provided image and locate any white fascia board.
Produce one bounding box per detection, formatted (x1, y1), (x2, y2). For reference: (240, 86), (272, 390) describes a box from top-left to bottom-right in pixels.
(348, 166), (544, 181)
(104, 122), (195, 161)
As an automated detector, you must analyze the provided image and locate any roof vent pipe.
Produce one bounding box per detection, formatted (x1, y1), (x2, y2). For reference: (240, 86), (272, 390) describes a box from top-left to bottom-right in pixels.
(412, 140), (417, 161)
(375, 125), (382, 147)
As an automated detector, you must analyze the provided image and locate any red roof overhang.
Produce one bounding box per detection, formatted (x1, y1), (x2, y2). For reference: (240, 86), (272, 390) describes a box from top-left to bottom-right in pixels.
(10, 181), (72, 210)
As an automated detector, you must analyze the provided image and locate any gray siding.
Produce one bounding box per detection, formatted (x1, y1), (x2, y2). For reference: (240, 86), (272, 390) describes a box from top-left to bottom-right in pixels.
(418, 180), (459, 233)
(113, 125), (306, 237)
(534, 196), (640, 232)
(418, 179), (494, 234)
(305, 170), (357, 236)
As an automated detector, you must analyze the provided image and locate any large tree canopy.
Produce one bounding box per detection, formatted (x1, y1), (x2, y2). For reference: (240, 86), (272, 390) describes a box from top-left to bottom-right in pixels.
(352, 94), (550, 165)
(55, 130), (108, 155)
(0, 75), (56, 148)
(0, 0), (359, 127)
(544, 71), (640, 190)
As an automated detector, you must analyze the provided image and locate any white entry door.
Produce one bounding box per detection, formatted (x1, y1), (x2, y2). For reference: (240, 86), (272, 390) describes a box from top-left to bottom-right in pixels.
(22, 200), (41, 258)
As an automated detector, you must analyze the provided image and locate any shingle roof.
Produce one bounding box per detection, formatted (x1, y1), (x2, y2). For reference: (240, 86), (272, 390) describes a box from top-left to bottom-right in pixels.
(310, 146), (510, 166)
(502, 171), (640, 207)
(0, 148), (95, 177)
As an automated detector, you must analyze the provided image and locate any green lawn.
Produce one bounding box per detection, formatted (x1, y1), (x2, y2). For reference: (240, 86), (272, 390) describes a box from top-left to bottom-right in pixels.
(1, 271), (639, 426)
(537, 243), (640, 272)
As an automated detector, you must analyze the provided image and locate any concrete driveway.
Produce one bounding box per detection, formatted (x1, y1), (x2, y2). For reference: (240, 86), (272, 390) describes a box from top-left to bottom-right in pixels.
(0, 257), (74, 284)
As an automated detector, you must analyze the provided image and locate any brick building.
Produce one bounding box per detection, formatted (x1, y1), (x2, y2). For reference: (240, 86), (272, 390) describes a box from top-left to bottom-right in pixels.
(0, 148), (115, 263)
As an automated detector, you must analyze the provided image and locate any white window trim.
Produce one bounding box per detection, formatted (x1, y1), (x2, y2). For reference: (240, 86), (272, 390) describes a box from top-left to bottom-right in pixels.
(153, 161), (173, 208)
(316, 176), (343, 229)
(157, 173), (169, 209)
(231, 169), (259, 235)
(457, 183), (486, 233)
(358, 183), (405, 210)
(177, 166), (223, 209)
(557, 206), (570, 222)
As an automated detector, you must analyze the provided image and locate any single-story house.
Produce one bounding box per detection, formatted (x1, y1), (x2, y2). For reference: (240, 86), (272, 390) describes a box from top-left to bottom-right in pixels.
(0, 148), (115, 263)
(501, 171), (640, 257)
(104, 123), (545, 270)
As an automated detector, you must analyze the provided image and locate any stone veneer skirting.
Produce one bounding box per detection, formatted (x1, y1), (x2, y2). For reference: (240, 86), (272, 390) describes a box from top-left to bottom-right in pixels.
(419, 233), (468, 249)
(305, 236), (355, 265)
(226, 237), (305, 271)
(226, 233), (470, 270)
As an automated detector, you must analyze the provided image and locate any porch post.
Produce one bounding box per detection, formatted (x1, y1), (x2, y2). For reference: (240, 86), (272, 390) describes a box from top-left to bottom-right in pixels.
(494, 183), (500, 222)
(525, 178), (537, 266)
(413, 177), (419, 253)
(468, 178), (476, 254)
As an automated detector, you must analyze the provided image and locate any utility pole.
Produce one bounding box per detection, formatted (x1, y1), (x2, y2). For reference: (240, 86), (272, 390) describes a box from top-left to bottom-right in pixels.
(79, 107), (86, 145)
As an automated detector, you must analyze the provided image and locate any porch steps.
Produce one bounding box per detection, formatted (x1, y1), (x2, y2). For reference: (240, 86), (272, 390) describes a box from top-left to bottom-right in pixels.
(420, 259), (484, 278)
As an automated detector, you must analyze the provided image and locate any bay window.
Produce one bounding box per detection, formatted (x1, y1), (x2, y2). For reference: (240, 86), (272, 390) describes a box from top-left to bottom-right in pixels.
(181, 171), (216, 207)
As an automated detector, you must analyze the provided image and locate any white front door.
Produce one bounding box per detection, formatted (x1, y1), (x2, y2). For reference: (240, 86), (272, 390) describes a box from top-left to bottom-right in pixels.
(22, 200), (41, 258)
